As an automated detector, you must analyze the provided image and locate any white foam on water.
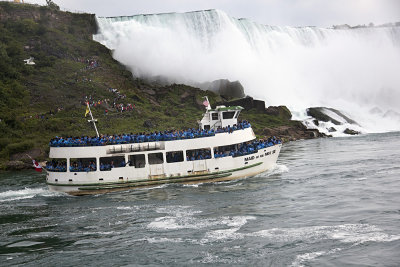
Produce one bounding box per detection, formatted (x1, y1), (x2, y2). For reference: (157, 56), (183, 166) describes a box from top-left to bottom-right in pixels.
(148, 206), (256, 232)
(222, 182), (244, 188)
(136, 184), (169, 190)
(201, 216), (256, 243)
(291, 248), (343, 267)
(291, 251), (326, 267)
(0, 187), (66, 202)
(7, 241), (44, 248)
(355, 177), (367, 181)
(329, 224), (400, 244)
(268, 164), (289, 175)
(145, 237), (184, 244)
(182, 183), (200, 188)
(154, 206), (202, 216)
(215, 180), (242, 186)
(249, 224), (400, 245)
(255, 164), (289, 178)
(198, 252), (242, 264)
(148, 214), (217, 231)
(116, 206), (137, 210)
(148, 206), (207, 230)
(203, 227), (243, 242)
(200, 223), (400, 247)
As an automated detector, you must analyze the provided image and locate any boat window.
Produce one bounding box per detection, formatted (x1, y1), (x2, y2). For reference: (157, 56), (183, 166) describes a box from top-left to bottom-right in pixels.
(70, 158), (96, 172)
(129, 154), (145, 168)
(166, 151), (184, 163)
(100, 156), (125, 171)
(212, 113), (219, 120)
(234, 111), (240, 118)
(46, 158), (67, 172)
(186, 148), (211, 161)
(214, 138), (271, 158)
(214, 144), (238, 158)
(204, 125), (210, 130)
(223, 111), (235, 119)
(148, 152), (164, 165)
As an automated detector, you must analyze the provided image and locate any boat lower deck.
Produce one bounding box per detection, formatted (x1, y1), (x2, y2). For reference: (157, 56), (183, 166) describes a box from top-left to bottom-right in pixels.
(48, 161), (268, 195)
(47, 143), (281, 195)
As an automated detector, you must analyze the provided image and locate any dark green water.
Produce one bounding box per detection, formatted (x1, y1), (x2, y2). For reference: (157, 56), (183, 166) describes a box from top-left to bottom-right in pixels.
(1, 132), (400, 266)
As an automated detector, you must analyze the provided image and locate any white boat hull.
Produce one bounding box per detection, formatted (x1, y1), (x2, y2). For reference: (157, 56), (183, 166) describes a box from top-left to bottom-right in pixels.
(47, 135), (281, 195)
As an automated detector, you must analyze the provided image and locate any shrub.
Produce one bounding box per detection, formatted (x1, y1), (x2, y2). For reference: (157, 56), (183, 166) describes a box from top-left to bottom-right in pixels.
(6, 141), (34, 155)
(15, 19), (39, 34)
(0, 137), (11, 150)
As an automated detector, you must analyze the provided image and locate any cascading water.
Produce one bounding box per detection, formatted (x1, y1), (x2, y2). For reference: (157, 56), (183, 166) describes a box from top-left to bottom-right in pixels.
(94, 9), (400, 134)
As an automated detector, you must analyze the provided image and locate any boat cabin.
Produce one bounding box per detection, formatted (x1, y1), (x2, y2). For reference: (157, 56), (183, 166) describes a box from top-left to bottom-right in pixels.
(198, 105), (243, 130)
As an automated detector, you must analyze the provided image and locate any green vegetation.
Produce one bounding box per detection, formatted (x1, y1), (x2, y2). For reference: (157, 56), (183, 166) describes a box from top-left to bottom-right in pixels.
(240, 109), (298, 135)
(0, 2), (296, 170)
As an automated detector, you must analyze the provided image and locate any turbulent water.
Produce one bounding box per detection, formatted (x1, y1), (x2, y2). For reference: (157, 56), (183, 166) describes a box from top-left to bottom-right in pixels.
(1, 132), (399, 266)
(94, 10), (400, 133)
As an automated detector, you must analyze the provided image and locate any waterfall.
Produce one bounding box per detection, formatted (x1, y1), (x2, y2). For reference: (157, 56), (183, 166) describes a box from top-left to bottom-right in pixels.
(94, 9), (400, 133)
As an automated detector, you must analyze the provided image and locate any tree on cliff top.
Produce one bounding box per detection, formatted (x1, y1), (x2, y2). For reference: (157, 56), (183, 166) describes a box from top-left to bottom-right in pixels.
(46, 0), (59, 11)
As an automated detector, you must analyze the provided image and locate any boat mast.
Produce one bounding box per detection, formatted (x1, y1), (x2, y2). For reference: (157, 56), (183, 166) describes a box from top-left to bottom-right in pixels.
(86, 102), (100, 137)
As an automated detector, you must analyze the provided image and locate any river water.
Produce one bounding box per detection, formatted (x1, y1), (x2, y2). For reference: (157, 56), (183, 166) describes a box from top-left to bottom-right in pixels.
(1, 132), (399, 266)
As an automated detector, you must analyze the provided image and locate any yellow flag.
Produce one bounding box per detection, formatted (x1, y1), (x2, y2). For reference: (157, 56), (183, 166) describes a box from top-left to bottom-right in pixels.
(85, 104), (89, 117)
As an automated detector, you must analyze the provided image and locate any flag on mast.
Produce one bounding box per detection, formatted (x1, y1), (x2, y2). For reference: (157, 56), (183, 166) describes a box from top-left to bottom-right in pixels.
(85, 102), (90, 117)
(203, 96), (211, 110)
(32, 159), (42, 172)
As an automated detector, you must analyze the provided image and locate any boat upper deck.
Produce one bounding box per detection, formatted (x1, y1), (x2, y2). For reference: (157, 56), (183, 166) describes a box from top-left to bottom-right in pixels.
(49, 120), (251, 148)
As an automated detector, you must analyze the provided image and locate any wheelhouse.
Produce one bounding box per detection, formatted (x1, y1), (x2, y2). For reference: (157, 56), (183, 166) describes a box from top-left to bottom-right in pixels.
(198, 105), (243, 130)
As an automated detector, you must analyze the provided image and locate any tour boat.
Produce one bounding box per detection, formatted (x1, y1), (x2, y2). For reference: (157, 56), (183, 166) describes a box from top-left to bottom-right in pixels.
(46, 98), (282, 195)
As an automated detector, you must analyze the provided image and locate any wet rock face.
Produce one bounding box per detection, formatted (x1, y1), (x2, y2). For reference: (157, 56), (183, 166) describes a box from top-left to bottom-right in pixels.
(307, 107), (358, 125)
(219, 96), (265, 112)
(198, 79), (245, 99)
(344, 128), (360, 135)
(213, 80), (245, 99)
(307, 107), (341, 125)
(305, 107), (361, 136)
(265, 106), (292, 120)
(262, 121), (327, 142)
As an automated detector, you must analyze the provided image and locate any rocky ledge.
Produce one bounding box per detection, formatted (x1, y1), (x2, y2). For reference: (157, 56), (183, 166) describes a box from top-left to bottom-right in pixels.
(262, 121), (326, 142)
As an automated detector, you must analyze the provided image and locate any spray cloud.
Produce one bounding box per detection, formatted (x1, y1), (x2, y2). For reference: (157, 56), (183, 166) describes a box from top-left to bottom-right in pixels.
(94, 10), (400, 132)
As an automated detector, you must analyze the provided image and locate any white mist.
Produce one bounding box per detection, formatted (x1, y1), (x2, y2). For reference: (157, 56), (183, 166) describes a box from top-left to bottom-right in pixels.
(94, 10), (400, 132)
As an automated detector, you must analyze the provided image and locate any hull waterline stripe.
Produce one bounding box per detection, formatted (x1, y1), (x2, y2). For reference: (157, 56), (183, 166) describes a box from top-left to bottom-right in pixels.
(77, 173), (233, 191)
(46, 162), (263, 187)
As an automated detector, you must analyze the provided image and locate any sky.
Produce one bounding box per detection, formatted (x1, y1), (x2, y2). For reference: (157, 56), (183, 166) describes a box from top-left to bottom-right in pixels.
(20, 0), (400, 27)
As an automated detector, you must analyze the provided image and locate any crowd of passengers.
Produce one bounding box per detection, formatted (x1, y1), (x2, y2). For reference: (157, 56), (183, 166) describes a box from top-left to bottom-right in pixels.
(167, 152), (184, 163)
(186, 149), (212, 161)
(214, 137), (281, 158)
(45, 160), (67, 172)
(69, 160), (97, 172)
(49, 121), (251, 147)
(100, 160), (127, 171)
